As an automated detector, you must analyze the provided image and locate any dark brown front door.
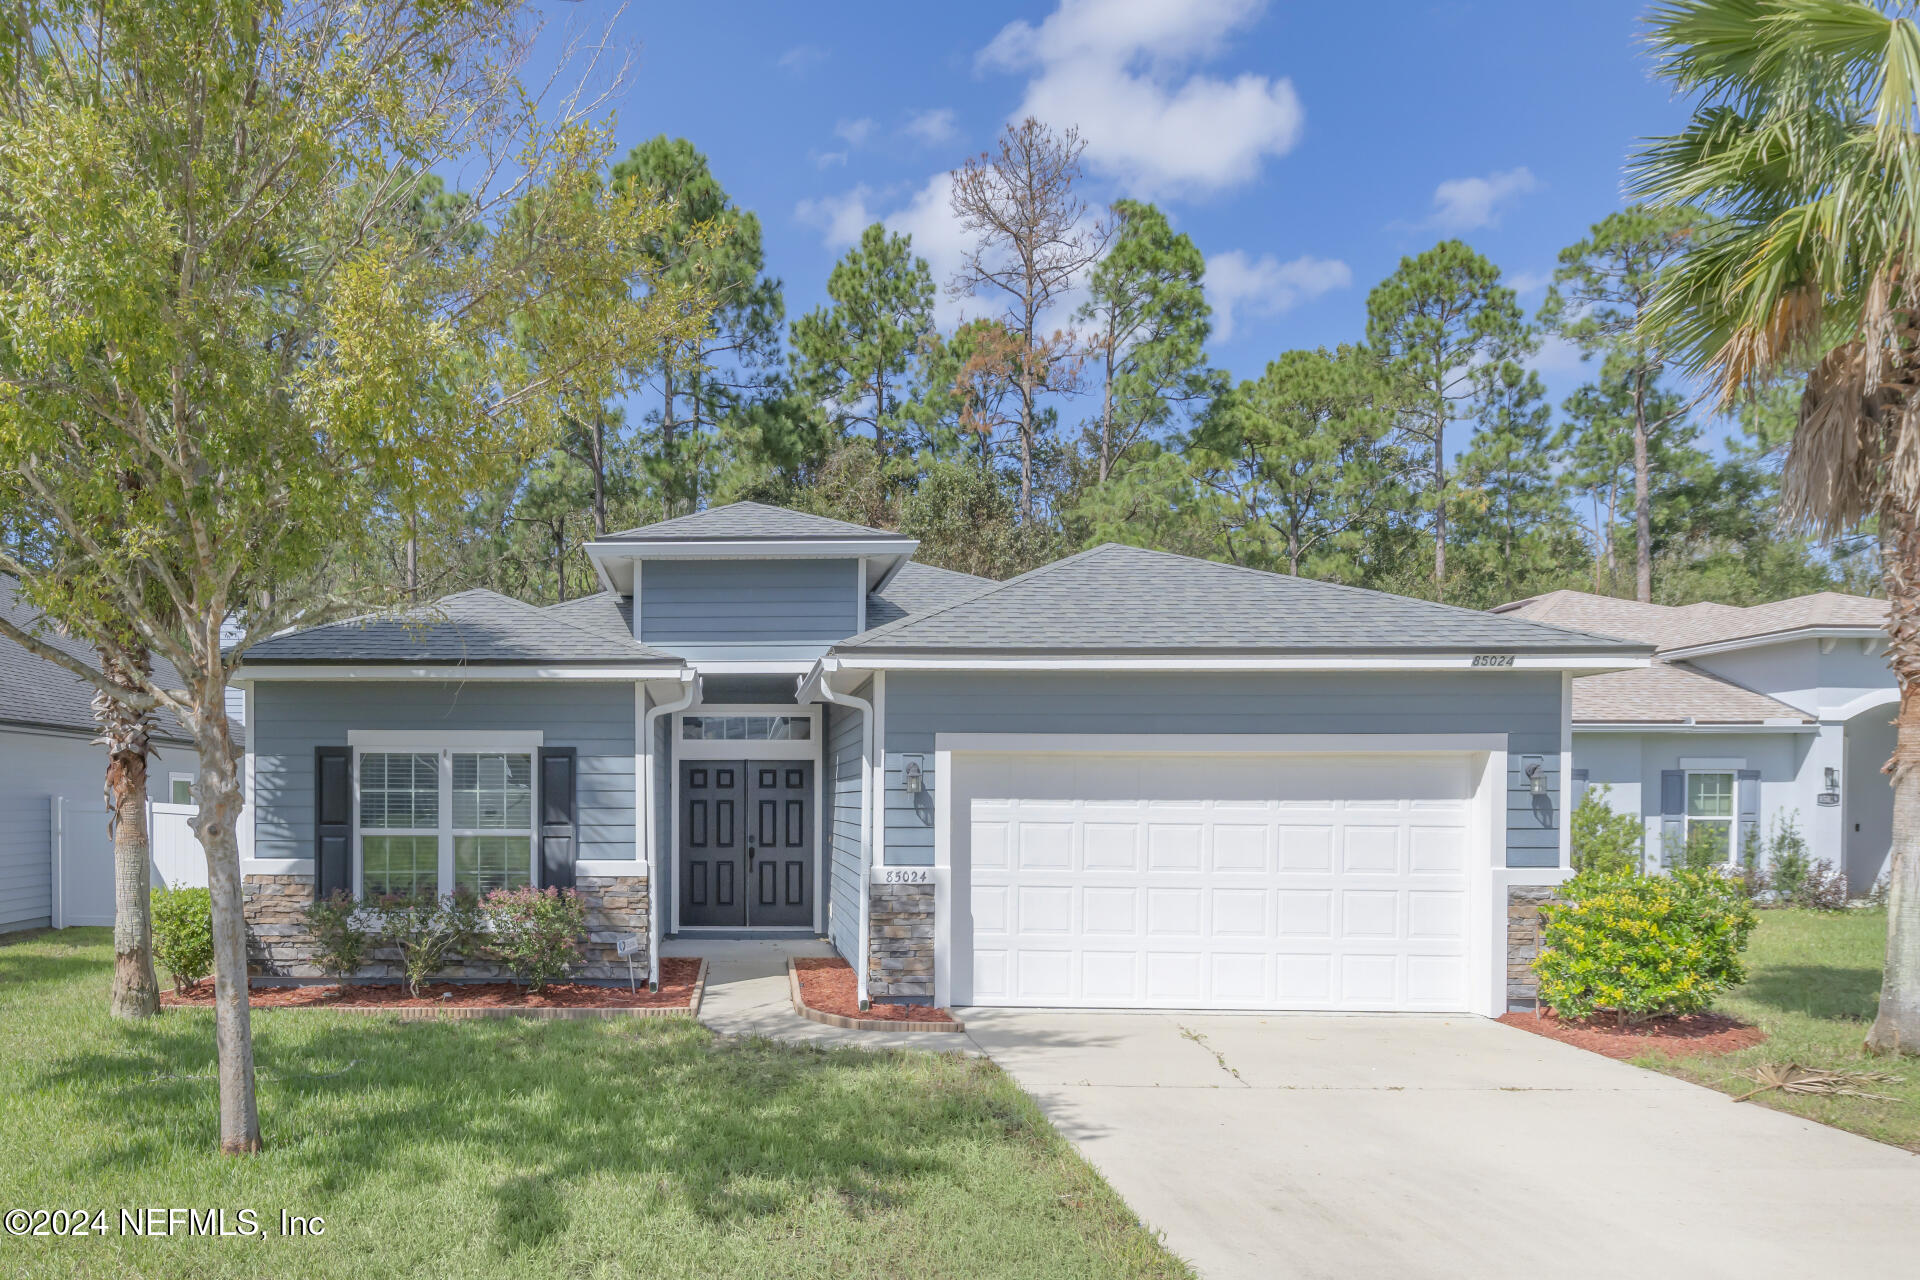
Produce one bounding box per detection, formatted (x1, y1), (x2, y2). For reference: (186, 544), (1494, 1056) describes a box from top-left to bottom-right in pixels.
(681, 762), (745, 926)
(748, 760), (813, 927)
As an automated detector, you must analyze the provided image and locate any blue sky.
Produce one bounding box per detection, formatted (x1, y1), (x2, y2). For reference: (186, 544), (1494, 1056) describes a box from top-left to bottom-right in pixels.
(520, 0), (1691, 434)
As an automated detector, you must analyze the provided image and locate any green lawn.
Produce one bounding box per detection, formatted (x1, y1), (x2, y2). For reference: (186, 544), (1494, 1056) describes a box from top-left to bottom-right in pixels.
(1635, 907), (1920, 1151)
(0, 930), (1189, 1280)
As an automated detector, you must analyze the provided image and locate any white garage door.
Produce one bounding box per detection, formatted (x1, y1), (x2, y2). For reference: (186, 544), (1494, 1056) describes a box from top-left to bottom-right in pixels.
(955, 751), (1477, 1011)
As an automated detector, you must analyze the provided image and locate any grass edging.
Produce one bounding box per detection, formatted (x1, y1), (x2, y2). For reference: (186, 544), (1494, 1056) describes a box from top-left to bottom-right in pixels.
(786, 957), (964, 1033)
(195, 958), (708, 1021)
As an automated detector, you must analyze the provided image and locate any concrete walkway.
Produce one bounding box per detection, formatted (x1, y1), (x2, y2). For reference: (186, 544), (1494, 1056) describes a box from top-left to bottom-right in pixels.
(963, 1008), (1920, 1280)
(663, 937), (972, 1052)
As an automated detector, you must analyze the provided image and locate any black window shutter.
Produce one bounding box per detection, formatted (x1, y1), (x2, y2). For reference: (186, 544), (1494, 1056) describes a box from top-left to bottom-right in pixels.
(315, 746), (353, 900)
(539, 747), (578, 890)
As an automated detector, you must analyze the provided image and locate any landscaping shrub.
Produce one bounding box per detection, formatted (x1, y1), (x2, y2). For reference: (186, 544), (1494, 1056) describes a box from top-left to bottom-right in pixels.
(480, 886), (587, 992)
(1786, 860), (1850, 911)
(150, 886), (214, 993)
(377, 890), (481, 996)
(303, 891), (374, 979)
(1678, 822), (1733, 870)
(1569, 786), (1642, 874)
(1765, 813), (1811, 904)
(1534, 866), (1757, 1025)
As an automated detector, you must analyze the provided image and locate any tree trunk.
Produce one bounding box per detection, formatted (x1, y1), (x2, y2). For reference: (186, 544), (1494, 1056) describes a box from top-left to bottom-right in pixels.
(98, 647), (158, 1020)
(1099, 341), (1115, 484)
(555, 520), (568, 602)
(188, 705), (261, 1151)
(1868, 501), (1920, 1056)
(1432, 416), (1447, 599)
(1632, 373), (1652, 603)
(591, 413), (606, 537)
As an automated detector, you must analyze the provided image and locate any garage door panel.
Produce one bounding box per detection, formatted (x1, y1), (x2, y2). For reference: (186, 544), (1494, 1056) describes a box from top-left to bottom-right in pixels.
(1341, 826), (1401, 874)
(962, 751), (1475, 1012)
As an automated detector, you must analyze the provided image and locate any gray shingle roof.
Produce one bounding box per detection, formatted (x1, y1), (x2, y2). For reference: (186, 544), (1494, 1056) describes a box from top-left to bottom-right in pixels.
(241, 589), (680, 665)
(1571, 662), (1811, 725)
(1, 576), (192, 741)
(864, 561), (996, 628)
(540, 591), (635, 641)
(599, 501), (908, 543)
(1498, 588), (1887, 653)
(834, 544), (1648, 654)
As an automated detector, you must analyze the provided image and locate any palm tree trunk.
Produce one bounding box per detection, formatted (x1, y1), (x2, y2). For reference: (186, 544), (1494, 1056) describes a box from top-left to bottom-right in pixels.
(1869, 499), (1920, 1056)
(98, 646), (158, 1020)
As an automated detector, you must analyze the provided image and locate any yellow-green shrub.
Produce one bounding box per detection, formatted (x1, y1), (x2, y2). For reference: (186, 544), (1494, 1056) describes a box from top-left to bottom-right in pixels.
(1534, 867), (1756, 1024)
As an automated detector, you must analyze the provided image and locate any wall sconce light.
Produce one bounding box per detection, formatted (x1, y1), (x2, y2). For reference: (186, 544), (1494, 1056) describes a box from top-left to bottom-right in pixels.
(903, 760), (924, 795)
(1825, 766), (1839, 792)
(1523, 758), (1547, 796)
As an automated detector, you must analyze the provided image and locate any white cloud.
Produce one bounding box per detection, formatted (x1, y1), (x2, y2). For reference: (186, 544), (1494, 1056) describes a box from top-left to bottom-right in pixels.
(1527, 334), (1589, 378)
(1206, 250), (1351, 341)
(905, 108), (960, 147)
(835, 117), (877, 148)
(979, 0), (1302, 197)
(778, 44), (828, 74)
(885, 174), (977, 326)
(795, 185), (878, 248)
(813, 151), (849, 170)
(1428, 166), (1539, 232)
(1506, 269), (1553, 296)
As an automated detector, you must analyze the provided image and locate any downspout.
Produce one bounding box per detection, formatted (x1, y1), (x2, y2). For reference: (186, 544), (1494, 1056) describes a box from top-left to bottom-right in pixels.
(642, 671), (697, 990)
(812, 659), (875, 1010)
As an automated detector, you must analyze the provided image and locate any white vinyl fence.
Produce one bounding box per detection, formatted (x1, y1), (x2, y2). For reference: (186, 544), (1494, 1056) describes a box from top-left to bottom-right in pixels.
(50, 798), (206, 928)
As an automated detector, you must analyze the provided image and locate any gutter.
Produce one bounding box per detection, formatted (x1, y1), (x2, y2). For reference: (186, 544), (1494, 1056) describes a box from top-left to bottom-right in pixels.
(805, 658), (875, 1010)
(641, 671), (698, 989)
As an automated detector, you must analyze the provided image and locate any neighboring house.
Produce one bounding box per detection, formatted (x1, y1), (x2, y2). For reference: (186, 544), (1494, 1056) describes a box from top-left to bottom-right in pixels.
(234, 502), (1646, 1014)
(1, 577), (199, 934)
(1493, 589), (1894, 890)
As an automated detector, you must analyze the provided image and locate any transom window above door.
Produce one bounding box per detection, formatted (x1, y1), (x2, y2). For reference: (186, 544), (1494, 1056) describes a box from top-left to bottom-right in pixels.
(355, 745), (536, 898)
(681, 715), (811, 741)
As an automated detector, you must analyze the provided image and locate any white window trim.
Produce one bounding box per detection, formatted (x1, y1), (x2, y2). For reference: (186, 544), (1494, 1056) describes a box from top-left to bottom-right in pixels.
(1683, 768), (1737, 863)
(674, 706), (820, 762)
(348, 731), (544, 899)
(167, 772), (195, 806)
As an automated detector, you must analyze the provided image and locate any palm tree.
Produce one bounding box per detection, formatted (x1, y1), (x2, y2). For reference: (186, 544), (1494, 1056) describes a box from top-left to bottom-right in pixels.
(1633, 0), (1920, 1055)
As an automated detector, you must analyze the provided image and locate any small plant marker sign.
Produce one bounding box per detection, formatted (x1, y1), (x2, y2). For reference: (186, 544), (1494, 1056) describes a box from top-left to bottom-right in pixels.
(616, 934), (642, 993)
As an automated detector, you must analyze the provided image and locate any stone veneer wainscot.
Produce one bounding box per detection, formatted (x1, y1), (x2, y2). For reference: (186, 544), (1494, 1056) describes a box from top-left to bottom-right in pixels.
(241, 873), (649, 984)
(867, 881), (933, 1001)
(1506, 884), (1558, 1010)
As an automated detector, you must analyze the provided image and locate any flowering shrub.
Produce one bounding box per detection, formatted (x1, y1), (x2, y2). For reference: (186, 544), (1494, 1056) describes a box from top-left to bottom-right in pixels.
(150, 886), (214, 992)
(378, 890), (481, 996)
(1534, 866), (1756, 1025)
(480, 886), (586, 992)
(303, 891), (373, 979)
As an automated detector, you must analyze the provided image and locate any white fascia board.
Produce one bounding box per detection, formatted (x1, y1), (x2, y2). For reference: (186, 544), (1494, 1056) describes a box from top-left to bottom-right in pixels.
(1573, 721), (1815, 734)
(823, 653), (1650, 674)
(934, 731), (1509, 754)
(1659, 625), (1885, 661)
(234, 664), (684, 683)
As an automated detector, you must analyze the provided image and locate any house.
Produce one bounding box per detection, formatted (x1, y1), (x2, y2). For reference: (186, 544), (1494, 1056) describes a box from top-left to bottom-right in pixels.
(1, 576), (200, 934)
(233, 502), (1647, 1014)
(1493, 589), (1894, 890)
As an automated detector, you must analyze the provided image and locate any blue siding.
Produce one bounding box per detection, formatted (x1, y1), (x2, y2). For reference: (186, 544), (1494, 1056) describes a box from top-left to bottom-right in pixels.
(879, 670), (1563, 870)
(1, 724), (181, 932)
(640, 559), (860, 660)
(252, 682), (636, 863)
(824, 692), (867, 963)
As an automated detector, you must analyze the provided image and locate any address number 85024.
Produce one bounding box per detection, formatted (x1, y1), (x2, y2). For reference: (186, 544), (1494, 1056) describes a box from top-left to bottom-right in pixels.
(880, 869), (930, 885)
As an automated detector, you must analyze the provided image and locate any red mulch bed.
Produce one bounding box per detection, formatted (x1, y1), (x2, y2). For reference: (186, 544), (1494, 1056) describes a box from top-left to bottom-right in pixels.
(793, 956), (955, 1024)
(1499, 1009), (1765, 1060)
(160, 956), (702, 1009)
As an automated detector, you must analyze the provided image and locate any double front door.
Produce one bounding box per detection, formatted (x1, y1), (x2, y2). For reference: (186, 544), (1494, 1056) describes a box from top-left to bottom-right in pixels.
(680, 760), (814, 927)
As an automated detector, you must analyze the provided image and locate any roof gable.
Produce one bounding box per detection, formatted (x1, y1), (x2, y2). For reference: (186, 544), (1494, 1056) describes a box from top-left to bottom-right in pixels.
(836, 544), (1643, 654)
(1498, 588), (1886, 653)
(600, 501), (905, 543)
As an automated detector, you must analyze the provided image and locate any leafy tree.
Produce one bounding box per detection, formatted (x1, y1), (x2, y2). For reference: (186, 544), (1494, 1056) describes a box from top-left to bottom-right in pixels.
(612, 137), (784, 514)
(1633, 0), (1919, 1054)
(1075, 200), (1214, 482)
(902, 318), (1027, 468)
(1558, 375), (1638, 594)
(1541, 205), (1703, 601)
(1191, 346), (1407, 580)
(790, 223), (935, 468)
(0, 0), (711, 1150)
(949, 118), (1109, 520)
(1072, 444), (1233, 563)
(900, 460), (1056, 579)
(1452, 363), (1578, 606)
(1365, 242), (1532, 598)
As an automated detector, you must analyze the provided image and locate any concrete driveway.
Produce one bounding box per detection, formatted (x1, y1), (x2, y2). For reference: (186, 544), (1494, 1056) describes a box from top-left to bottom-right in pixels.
(962, 1010), (1920, 1280)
